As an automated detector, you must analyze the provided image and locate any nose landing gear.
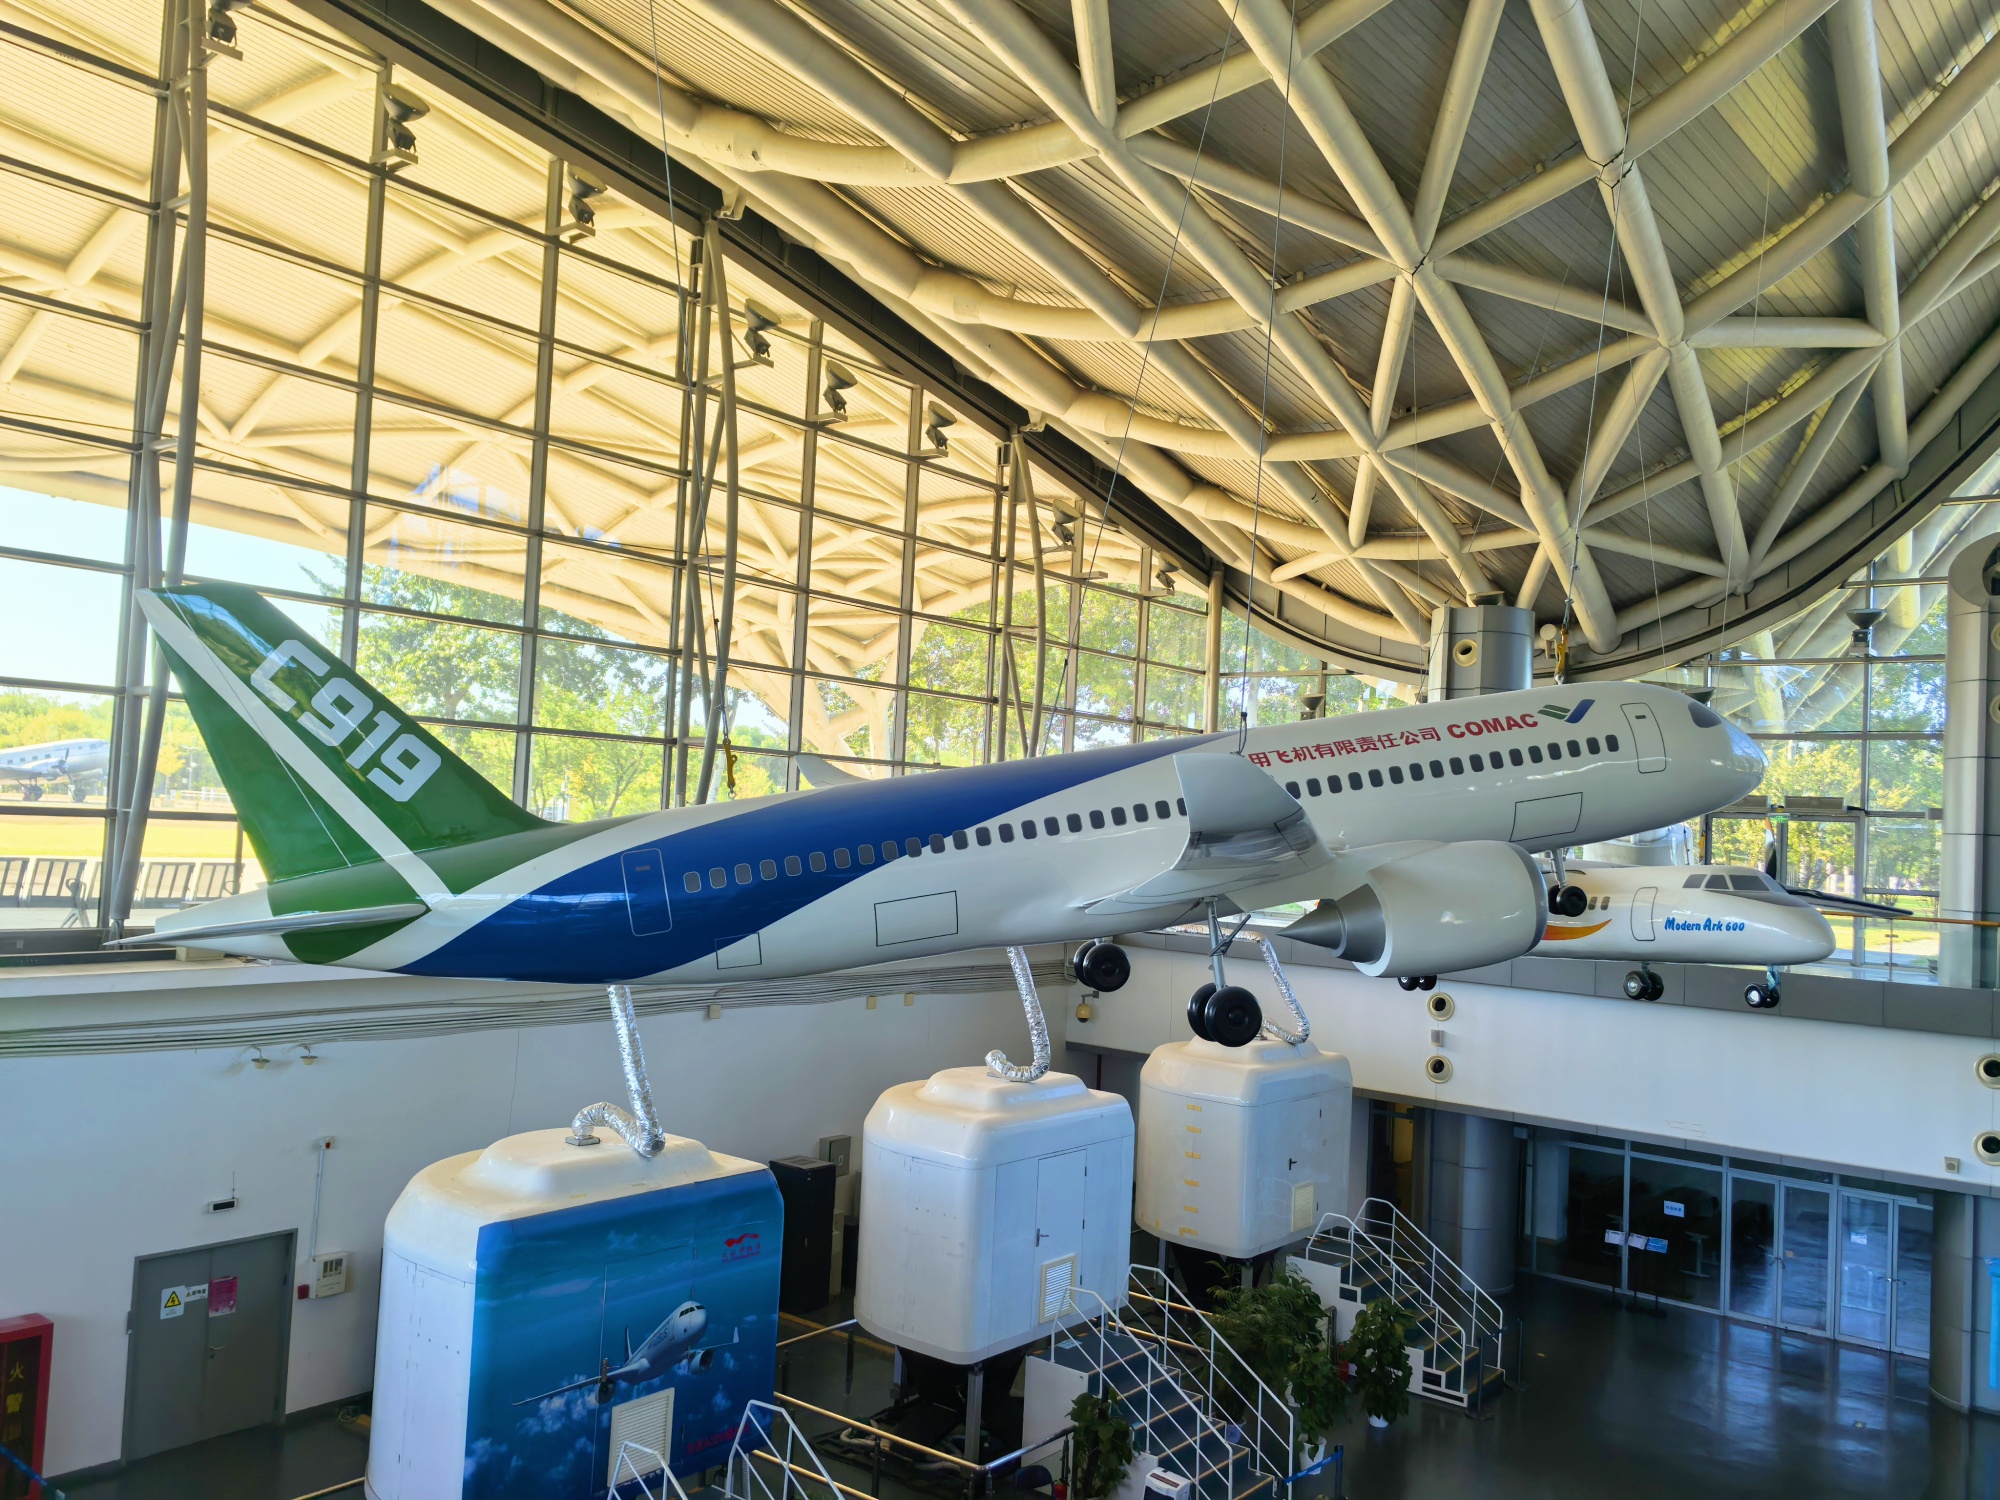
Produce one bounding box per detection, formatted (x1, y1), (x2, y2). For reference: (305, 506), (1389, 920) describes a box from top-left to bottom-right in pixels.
(1623, 966), (1664, 1001)
(1745, 966), (1782, 1009)
(1546, 847), (1587, 916)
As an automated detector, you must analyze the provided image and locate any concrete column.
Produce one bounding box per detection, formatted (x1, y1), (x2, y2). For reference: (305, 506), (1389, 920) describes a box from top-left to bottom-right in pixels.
(1427, 1111), (1519, 1294)
(1932, 1190), (2000, 1413)
(1942, 537), (2000, 987)
(1427, 601), (1532, 700)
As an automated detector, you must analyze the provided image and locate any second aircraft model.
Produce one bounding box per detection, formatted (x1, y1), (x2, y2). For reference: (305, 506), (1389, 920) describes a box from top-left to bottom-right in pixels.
(124, 584), (1766, 1045)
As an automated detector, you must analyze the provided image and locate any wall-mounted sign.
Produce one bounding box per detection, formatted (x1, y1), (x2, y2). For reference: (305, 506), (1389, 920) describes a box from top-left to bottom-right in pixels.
(209, 1275), (238, 1317)
(1664, 1201), (1686, 1218)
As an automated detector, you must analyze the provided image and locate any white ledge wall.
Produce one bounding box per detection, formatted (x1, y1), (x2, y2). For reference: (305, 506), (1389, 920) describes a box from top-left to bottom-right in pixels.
(1072, 945), (2000, 1194)
(0, 960), (1042, 1477)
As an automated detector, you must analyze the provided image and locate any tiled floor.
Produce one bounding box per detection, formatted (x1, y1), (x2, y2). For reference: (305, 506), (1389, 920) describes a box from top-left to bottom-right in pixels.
(51, 1275), (2000, 1499)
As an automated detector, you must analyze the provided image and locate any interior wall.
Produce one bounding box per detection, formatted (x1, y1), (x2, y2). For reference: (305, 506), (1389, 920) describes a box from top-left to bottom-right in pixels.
(1, 961), (1042, 1477)
(1072, 942), (2000, 1195)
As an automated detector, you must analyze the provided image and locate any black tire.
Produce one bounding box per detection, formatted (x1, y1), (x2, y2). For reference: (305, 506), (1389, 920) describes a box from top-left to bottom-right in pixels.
(1550, 884), (1588, 917)
(1416, 975), (1436, 991)
(1203, 984), (1263, 1047)
(1623, 971), (1649, 1000)
(1397, 976), (1420, 992)
(1188, 982), (1217, 1040)
(1645, 974), (1666, 1002)
(1077, 942), (1131, 993)
(1745, 983), (1778, 1009)
(22, 784), (40, 802)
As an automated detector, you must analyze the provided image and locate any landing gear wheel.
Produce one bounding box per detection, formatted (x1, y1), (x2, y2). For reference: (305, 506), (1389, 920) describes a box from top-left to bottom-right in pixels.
(1203, 984), (1263, 1047)
(1075, 941), (1131, 993)
(1745, 982), (1779, 1009)
(21, 784), (41, 802)
(1416, 975), (1437, 991)
(1187, 982), (1217, 1040)
(1623, 970), (1649, 1000)
(1647, 974), (1665, 1001)
(1397, 976), (1420, 992)
(1549, 883), (1588, 917)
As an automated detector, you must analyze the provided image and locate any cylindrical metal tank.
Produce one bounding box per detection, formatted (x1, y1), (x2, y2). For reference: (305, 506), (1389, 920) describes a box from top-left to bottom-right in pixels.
(1134, 1038), (1353, 1258)
(1426, 602), (1532, 700)
(1943, 536), (2000, 986)
(855, 1068), (1134, 1364)
(366, 1128), (781, 1500)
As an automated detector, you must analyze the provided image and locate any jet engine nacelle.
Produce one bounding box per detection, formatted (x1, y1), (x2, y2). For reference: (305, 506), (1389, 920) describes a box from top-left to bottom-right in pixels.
(1282, 840), (1548, 978)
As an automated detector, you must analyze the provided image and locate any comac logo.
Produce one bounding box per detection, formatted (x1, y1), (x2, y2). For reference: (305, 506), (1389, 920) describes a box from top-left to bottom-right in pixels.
(723, 1231), (762, 1261)
(250, 640), (440, 802)
(1538, 698), (1595, 724)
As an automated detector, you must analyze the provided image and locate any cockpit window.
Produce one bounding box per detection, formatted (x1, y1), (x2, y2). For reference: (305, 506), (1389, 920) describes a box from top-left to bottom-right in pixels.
(1705, 874), (1730, 889)
(1683, 875), (1707, 888)
(1728, 874), (1767, 891)
(1688, 701), (1724, 728)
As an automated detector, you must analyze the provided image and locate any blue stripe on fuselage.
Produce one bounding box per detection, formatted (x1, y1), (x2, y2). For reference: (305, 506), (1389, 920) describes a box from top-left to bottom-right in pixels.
(403, 735), (1213, 982)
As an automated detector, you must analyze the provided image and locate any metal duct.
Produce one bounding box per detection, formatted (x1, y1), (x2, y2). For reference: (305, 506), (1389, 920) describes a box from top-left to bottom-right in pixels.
(568, 983), (666, 1158)
(1251, 934), (1310, 1045)
(985, 945), (1052, 1082)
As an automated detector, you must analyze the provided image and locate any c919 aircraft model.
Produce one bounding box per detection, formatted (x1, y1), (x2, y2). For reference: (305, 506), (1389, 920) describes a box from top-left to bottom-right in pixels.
(119, 584), (1762, 1074)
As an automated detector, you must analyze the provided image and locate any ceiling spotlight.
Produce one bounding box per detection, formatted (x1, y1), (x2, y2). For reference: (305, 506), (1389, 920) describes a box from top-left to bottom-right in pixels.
(922, 404), (956, 456)
(822, 365), (857, 422)
(1155, 565), (1176, 594)
(1846, 605), (1885, 656)
(740, 305), (779, 366)
(1049, 518), (1075, 549)
(375, 83), (430, 173)
(560, 170), (605, 243)
(1300, 690), (1326, 721)
(204, 0), (250, 57)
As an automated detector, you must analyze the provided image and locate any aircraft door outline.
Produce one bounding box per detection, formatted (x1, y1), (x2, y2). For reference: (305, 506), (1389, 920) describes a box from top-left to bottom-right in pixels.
(1621, 704), (1668, 772)
(1630, 886), (1657, 941)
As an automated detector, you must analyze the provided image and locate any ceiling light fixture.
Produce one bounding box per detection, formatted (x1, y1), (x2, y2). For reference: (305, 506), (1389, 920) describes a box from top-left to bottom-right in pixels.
(375, 83), (429, 174)
(560, 170), (605, 243)
(821, 365), (857, 422)
(921, 404), (955, 458)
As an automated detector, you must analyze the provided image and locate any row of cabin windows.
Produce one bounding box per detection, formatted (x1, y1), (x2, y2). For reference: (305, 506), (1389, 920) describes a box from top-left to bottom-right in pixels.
(1278, 733), (1621, 800)
(680, 795), (1192, 892)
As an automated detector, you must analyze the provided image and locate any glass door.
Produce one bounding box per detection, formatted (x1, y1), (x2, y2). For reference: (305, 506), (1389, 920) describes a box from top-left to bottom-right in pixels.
(1893, 1204), (1933, 1356)
(1778, 1184), (1832, 1331)
(1837, 1193), (1893, 1343)
(1727, 1175), (1777, 1320)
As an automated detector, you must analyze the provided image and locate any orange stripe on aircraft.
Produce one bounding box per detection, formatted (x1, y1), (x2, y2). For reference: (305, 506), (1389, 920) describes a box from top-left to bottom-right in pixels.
(1543, 920), (1611, 941)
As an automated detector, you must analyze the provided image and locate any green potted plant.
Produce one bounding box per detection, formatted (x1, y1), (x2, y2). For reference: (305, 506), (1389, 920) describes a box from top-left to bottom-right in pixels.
(1207, 1270), (1347, 1464)
(1343, 1298), (1415, 1428)
(1067, 1389), (1134, 1500)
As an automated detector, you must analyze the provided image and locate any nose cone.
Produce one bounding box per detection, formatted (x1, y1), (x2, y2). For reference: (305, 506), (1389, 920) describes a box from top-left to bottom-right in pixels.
(1772, 903), (1837, 965)
(1722, 720), (1765, 796)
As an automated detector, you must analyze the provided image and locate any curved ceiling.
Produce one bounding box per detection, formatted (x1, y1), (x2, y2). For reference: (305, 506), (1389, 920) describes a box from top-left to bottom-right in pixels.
(425, 0), (2000, 676)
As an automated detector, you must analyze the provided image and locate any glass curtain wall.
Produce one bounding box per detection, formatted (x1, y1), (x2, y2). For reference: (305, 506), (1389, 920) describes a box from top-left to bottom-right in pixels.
(1518, 1128), (1933, 1355)
(5, 0), (1383, 938)
(1646, 501), (2000, 974)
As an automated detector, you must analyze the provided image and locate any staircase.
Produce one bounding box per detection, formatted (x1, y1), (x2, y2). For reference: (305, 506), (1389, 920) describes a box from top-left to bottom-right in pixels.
(1048, 1285), (1287, 1500)
(723, 1400), (848, 1500)
(1296, 1198), (1511, 1411)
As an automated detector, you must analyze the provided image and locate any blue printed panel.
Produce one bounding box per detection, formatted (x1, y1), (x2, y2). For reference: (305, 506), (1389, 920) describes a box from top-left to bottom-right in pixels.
(463, 1171), (782, 1498)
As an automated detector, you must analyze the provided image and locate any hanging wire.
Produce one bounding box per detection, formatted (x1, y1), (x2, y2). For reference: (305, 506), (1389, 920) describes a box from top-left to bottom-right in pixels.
(1555, 0), (1651, 674)
(1232, 0), (1308, 732)
(1054, 0), (1248, 752)
(644, 0), (686, 290)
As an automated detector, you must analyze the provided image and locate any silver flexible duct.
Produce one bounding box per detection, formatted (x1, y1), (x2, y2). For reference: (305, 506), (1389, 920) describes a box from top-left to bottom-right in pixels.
(1254, 935), (1311, 1045)
(985, 945), (1051, 1082)
(567, 984), (666, 1157)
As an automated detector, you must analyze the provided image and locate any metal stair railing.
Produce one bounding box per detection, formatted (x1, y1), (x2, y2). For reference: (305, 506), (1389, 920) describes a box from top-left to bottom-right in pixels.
(1302, 1212), (1473, 1405)
(1125, 1264), (1295, 1480)
(726, 1399), (866, 1500)
(612, 1441), (695, 1499)
(1051, 1285), (1283, 1500)
(1355, 1197), (1510, 1386)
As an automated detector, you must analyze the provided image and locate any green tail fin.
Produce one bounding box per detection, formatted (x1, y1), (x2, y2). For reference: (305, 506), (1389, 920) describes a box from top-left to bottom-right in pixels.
(140, 583), (544, 884)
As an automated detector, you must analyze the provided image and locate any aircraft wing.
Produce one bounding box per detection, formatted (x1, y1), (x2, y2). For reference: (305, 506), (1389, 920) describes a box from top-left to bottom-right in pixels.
(1787, 885), (1908, 917)
(512, 1370), (608, 1406)
(1081, 752), (1328, 918)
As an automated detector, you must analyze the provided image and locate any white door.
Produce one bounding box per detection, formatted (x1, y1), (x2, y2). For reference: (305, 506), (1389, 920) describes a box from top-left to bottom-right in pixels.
(1630, 887), (1657, 941)
(1034, 1150), (1088, 1316)
(1621, 703), (1668, 772)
